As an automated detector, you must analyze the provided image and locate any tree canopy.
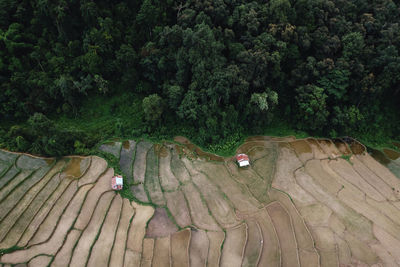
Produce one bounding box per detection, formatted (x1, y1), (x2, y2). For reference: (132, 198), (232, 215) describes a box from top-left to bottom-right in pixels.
(0, 0), (399, 155)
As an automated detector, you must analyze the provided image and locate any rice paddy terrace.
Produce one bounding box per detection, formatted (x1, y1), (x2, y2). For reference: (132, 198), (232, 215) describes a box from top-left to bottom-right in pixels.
(0, 136), (400, 266)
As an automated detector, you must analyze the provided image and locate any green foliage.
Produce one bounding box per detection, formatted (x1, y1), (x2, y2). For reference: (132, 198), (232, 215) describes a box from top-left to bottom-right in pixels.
(142, 94), (164, 123)
(342, 32), (365, 59)
(318, 69), (350, 100)
(250, 91), (278, 112)
(28, 113), (55, 136)
(0, 0), (399, 156)
(0, 246), (23, 255)
(331, 105), (364, 134)
(295, 85), (329, 131)
(340, 154), (352, 164)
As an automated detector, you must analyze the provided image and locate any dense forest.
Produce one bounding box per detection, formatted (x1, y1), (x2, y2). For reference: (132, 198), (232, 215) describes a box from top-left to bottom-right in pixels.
(0, 0), (399, 156)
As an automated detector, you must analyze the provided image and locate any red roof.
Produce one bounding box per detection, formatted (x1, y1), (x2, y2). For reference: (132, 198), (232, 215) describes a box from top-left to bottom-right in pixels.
(236, 154), (249, 162)
(111, 175), (123, 190)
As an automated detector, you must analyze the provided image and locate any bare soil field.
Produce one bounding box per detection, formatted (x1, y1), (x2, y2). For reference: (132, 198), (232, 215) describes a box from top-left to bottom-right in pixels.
(86, 195), (122, 267)
(220, 223), (248, 267)
(266, 202), (300, 267)
(119, 140), (136, 183)
(99, 142), (122, 158)
(191, 172), (238, 228)
(140, 238), (154, 267)
(158, 146), (180, 191)
(252, 209), (280, 267)
(0, 164), (19, 189)
(1, 135), (400, 266)
(152, 236), (170, 267)
(171, 229), (190, 267)
(189, 229), (208, 267)
(62, 157), (90, 180)
(182, 183), (220, 231)
(242, 219), (262, 267)
(143, 146), (165, 206)
(164, 190), (191, 228)
(109, 198), (135, 267)
(145, 207), (178, 238)
(132, 141), (152, 183)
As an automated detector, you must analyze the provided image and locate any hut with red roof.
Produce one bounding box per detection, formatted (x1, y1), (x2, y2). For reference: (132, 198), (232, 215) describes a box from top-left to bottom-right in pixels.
(111, 175), (123, 190)
(236, 153), (250, 167)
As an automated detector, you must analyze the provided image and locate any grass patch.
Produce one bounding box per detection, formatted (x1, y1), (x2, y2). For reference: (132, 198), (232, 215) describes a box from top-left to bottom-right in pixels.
(1, 91), (398, 161)
(0, 245), (23, 255)
(340, 154), (353, 164)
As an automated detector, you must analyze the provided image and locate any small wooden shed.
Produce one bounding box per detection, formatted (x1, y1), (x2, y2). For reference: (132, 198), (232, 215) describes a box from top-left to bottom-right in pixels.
(111, 175), (123, 190)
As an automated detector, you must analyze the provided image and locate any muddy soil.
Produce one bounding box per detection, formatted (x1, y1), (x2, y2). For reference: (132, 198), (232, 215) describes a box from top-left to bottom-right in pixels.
(145, 207), (178, 238)
(2, 137), (400, 267)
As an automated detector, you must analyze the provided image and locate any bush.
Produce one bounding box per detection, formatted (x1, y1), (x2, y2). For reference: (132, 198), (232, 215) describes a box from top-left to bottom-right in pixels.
(142, 94), (164, 123)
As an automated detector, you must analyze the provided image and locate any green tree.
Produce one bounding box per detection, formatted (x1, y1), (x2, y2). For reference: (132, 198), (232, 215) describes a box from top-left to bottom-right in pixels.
(27, 113), (55, 136)
(142, 94), (164, 123)
(295, 85), (329, 131)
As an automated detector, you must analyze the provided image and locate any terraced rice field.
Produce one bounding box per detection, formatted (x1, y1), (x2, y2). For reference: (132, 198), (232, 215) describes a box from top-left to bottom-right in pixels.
(1, 136), (400, 266)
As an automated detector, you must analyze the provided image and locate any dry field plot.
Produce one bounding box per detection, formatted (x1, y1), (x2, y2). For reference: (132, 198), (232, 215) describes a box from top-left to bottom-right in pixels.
(2, 135), (400, 266)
